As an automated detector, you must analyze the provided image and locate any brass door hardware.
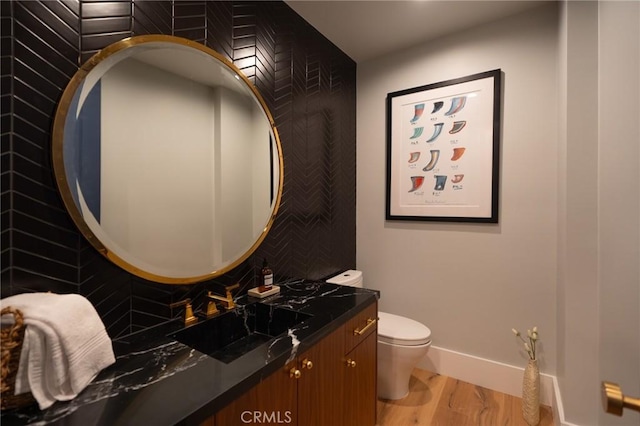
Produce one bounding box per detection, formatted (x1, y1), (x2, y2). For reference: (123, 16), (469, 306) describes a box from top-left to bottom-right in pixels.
(602, 381), (640, 416)
(346, 359), (357, 368)
(169, 298), (198, 326)
(301, 358), (313, 369)
(290, 368), (302, 379)
(353, 318), (377, 336)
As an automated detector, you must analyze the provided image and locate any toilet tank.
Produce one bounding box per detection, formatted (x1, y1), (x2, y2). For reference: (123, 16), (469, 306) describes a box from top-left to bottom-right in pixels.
(326, 270), (363, 288)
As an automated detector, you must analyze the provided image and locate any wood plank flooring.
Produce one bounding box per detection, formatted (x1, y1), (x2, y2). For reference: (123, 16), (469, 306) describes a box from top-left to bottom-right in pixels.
(377, 369), (554, 426)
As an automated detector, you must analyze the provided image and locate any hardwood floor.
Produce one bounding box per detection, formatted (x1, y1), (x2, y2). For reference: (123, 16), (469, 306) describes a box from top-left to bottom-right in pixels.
(377, 369), (554, 426)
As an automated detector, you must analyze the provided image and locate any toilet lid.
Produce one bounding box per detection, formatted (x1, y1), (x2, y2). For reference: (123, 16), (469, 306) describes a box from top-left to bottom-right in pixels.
(378, 311), (431, 346)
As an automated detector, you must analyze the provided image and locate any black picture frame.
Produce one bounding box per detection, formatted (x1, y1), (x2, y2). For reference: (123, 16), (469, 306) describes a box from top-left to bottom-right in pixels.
(386, 69), (502, 223)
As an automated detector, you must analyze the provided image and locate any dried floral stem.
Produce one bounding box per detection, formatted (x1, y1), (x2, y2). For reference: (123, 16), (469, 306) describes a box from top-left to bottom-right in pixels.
(512, 327), (539, 360)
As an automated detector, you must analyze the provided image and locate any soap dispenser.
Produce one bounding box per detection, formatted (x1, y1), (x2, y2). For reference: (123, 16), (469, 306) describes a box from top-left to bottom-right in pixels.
(248, 259), (280, 298)
(259, 258), (273, 292)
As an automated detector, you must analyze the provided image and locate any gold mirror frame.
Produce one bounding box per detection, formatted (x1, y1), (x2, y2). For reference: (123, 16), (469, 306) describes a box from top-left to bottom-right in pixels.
(52, 35), (283, 284)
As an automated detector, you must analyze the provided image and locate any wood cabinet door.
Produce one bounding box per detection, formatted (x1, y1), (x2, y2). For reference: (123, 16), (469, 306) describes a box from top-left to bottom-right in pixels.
(344, 302), (378, 353)
(215, 361), (298, 426)
(343, 332), (377, 426)
(297, 325), (345, 426)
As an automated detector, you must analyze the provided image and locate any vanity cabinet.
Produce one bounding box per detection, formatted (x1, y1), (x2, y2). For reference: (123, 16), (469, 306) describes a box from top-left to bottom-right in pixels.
(343, 303), (378, 426)
(213, 360), (297, 425)
(212, 300), (377, 426)
(297, 325), (345, 426)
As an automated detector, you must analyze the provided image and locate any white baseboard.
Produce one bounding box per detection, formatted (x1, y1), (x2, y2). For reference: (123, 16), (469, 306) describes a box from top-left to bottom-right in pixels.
(419, 346), (581, 426)
(550, 374), (581, 426)
(419, 345), (555, 406)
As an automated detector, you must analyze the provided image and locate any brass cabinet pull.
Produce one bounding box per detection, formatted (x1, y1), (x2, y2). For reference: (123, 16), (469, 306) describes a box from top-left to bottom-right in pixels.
(346, 359), (356, 368)
(602, 381), (640, 416)
(302, 358), (313, 369)
(290, 368), (302, 379)
(353, 318), (377, 336)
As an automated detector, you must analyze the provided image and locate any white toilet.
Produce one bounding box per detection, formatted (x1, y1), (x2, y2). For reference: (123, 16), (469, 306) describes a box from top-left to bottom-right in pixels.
(326, 270), (432, 400)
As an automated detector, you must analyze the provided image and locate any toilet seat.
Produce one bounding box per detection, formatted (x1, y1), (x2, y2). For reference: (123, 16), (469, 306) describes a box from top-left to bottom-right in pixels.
(378, 312), (431, 346)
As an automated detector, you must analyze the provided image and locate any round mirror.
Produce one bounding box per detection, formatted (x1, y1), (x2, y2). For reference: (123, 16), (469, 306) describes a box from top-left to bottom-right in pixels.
(52, 35), (283, 284)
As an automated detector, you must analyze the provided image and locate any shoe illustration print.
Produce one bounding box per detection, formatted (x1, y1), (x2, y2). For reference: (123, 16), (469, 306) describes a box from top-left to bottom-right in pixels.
(449, 121), (466, 134)
(444, 96), (467, 116)
(434, 175), (447, 191)
(408, 152), (421, 163)
(426, 123), (444, 143)
(409, 176), (425, 192)
(451, 147), (466, 161)
(422, 150), (440, 172)
(410, 103), (425, 124)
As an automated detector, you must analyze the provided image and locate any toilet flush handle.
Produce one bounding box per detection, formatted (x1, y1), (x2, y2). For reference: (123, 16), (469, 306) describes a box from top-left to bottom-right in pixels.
(354, 318), (377, 336)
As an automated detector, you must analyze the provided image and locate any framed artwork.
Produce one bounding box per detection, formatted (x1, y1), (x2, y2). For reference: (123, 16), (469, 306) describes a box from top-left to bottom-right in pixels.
(386, 69), (502, 223)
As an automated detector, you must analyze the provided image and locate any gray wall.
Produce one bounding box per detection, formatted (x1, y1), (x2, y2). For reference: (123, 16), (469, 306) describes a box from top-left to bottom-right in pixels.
(596, 4), (639, 425)
(357, 1), (639, 424)
(559, 1), (639, 425)
(357, 4), (559, 371)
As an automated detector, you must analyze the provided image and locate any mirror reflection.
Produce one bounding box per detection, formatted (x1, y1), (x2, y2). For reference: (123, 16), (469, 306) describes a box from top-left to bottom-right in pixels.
(53, 35), (283, 284)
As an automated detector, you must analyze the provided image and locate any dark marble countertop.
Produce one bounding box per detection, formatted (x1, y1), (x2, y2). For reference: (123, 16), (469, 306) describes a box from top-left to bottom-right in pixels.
(1, 280), (378, 425)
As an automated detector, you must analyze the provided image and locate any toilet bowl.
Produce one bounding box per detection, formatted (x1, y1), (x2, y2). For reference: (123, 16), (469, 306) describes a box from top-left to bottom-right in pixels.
(326, 270), (432, 401)
(377, 311), (431, 399)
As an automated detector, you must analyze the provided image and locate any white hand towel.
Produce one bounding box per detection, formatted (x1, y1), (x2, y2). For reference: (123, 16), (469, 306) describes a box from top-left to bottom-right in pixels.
(0, 293), (115, 409)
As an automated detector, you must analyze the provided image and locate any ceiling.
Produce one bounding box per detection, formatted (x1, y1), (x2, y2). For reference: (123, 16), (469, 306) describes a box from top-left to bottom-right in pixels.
(284, 0), (551, 63)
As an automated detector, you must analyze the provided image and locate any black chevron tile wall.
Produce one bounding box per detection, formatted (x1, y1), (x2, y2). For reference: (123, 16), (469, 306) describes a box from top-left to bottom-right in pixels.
(2, 0), (356, 339)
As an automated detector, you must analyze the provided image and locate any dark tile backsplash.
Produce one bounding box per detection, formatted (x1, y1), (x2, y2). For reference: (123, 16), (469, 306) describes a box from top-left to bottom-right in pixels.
(1, 0), (356, 338)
